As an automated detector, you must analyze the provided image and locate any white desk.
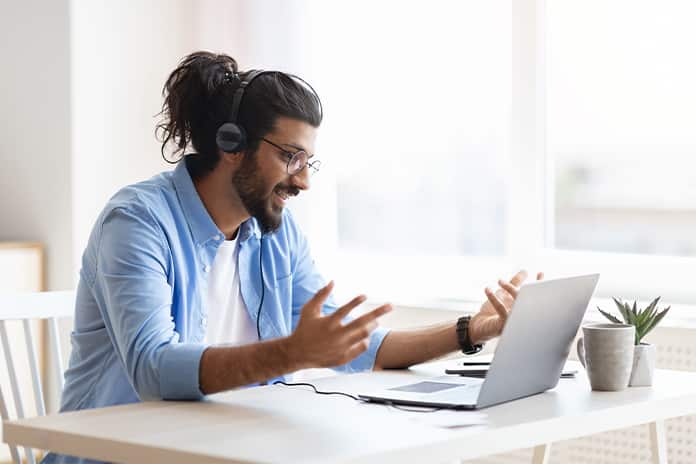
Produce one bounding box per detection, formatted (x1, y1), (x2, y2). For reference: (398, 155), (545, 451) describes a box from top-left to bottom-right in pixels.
(4, 362), (696, 464)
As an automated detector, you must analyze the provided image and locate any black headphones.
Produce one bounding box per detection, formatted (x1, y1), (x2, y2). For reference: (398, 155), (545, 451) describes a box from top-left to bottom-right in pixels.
(215, 69), (268, 154)
(215, 69), (323, 154)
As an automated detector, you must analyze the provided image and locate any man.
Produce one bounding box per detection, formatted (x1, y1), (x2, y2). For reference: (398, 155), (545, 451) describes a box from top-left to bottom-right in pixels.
(44, 50), (540, 464)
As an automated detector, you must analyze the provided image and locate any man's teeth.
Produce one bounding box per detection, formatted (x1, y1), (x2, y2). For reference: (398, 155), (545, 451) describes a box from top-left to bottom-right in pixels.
(276, 190), (289, 200)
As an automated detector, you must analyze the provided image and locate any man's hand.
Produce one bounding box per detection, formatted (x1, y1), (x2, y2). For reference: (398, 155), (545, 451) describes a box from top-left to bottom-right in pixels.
(286, 281), (392, 369)
(467, 270), (544, 345)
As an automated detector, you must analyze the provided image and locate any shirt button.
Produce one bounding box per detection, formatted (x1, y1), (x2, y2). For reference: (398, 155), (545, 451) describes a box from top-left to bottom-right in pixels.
(201, 317), (207, 327)
(216, 234), (223, 241)
(203, 265), (211, 273)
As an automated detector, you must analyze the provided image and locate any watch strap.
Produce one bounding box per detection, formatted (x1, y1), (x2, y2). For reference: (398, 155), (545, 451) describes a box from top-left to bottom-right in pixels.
(456, 315), (484, 355)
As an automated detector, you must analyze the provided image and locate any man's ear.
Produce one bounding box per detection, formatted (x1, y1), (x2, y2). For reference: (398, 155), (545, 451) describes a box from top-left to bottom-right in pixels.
(219, 149), (244, 165)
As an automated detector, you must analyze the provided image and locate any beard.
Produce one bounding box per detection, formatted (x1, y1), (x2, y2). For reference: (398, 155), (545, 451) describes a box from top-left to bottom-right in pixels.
(232, 154), (299, 234)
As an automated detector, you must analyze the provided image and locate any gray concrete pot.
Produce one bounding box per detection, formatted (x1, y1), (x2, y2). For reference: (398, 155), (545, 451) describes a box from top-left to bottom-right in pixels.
(629, 343), (656, 387)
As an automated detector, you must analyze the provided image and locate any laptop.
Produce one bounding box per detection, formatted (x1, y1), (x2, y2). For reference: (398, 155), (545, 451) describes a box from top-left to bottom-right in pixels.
(359, 273), (599, 410)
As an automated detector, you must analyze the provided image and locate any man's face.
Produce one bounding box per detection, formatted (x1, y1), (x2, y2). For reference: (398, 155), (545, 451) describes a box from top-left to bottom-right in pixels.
(232, 116), (317, 233)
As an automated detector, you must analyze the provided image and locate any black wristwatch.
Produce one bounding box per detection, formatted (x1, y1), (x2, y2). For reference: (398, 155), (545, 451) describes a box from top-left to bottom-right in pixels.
(456, 315), (484, 355)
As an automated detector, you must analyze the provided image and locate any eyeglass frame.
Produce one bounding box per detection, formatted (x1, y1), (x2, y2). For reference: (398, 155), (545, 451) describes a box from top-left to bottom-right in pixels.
(261, 138), (321, 175)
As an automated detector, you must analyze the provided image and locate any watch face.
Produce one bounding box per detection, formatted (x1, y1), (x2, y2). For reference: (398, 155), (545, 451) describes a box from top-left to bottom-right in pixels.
(463, 344), (483, 355)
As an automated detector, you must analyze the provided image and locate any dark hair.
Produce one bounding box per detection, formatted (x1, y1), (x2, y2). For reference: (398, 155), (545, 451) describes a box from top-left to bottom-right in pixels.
(156, 51), (322, 179)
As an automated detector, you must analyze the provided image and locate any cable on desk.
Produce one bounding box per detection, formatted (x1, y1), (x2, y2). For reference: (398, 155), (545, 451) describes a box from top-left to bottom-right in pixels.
(380, 401), (444, 413)
(273, 380), (361, 400)
(272, 381), (444, 413)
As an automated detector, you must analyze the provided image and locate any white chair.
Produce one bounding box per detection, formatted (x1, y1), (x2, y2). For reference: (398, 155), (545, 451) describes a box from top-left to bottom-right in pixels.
(0, 291), (74, 464)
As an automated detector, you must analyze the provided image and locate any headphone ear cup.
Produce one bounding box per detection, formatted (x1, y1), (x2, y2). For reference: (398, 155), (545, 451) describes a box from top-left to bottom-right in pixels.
(216, 122), (247, 153)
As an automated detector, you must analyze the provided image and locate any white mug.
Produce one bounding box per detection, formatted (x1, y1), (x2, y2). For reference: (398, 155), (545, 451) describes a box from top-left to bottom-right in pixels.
(577, 323), (635, 391)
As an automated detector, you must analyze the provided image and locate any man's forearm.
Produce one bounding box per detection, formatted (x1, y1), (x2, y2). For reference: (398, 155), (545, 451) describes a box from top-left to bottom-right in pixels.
(373, 322), (460, 369)
(199, 337), (304, 394)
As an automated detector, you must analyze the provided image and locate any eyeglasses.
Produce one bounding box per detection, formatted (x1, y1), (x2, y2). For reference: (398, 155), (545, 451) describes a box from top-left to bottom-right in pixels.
(261, 138), (321, 176)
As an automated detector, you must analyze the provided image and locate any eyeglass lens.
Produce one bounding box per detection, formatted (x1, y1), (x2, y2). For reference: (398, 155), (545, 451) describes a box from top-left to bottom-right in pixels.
(288, 152), (321, 175)
(288, 151), (307, 174)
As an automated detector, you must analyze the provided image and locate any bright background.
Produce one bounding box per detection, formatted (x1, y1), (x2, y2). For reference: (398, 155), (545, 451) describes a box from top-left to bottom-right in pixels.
(2, 0), (696, 308)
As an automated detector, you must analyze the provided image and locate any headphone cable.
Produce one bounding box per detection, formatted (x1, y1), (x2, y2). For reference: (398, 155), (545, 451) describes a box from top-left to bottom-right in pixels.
(273, 381), (443, 413)
(256, 234), (267, 386)
(256, 234), (265, 342)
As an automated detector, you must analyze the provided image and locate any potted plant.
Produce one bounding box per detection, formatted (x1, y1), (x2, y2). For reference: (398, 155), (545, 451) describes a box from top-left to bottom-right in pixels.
(597, 297), (670, 387)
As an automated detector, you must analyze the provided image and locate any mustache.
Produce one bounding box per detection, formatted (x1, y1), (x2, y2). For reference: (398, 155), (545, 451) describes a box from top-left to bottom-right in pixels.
(275, 185), (300, 197)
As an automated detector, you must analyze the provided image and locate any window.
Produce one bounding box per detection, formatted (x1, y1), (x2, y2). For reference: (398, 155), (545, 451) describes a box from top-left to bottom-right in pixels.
(549, 0), (696, 256)
(308, 1), (512, 258)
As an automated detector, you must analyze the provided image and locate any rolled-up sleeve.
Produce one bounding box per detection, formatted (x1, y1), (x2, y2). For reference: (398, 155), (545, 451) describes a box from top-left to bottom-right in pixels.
(95, 205), (207, 400)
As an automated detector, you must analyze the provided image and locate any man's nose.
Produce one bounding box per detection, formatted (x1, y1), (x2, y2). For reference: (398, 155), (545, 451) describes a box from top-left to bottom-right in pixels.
(291, 166), (310, 191)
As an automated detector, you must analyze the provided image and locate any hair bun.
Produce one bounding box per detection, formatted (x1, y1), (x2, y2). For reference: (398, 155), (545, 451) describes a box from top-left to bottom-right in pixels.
(223, 71), (240, 84)
(190, 52), (238, 93)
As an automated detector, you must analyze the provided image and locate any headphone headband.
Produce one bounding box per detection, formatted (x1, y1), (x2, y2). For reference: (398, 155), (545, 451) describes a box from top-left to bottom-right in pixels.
(228, 69), (267, 124)
(215, 70), (267, 153)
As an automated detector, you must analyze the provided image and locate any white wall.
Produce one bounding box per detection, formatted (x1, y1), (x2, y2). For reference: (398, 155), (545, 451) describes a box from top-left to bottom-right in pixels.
(70, 0), (200, 275)
(0, 0), (203, 290)
(0, 0), (73, 291)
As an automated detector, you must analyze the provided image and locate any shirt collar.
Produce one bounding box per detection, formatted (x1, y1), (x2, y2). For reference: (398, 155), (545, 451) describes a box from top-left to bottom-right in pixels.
(238, 216), (262, 242)
(172, 157), (261, 245)
(172, 158), (223, 246)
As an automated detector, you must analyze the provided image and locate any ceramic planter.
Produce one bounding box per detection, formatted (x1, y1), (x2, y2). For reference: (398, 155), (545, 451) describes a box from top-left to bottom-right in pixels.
(629, 343), (656, 387)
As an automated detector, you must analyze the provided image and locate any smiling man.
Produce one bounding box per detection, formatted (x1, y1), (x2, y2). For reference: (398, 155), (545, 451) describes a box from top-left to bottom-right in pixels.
(45, 50), (537, 464)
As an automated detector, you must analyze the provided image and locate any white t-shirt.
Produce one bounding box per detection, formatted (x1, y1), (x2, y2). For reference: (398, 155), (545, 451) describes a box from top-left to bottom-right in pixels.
(204, 235), (258, 346)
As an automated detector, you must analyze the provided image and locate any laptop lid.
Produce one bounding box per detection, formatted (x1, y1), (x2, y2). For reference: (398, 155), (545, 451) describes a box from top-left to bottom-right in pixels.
(474, 273), (599, 408)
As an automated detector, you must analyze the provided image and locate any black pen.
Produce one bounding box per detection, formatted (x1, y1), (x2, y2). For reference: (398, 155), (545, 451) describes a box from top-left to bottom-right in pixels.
(461, 361), (491, 366)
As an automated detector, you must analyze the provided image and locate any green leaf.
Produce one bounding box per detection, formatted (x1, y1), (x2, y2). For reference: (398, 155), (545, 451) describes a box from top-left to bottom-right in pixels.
(649, 297), (662, 323)
(598, 307), (622, 324)
(625, 302), (635, 324)
(638, 297), (659, 328)
(625, 301), (637, 326)
(645, 297), (660, 316)
(635, 305), (648, 328)
(635, 320), (649, 343)
(607, 297), (669, 344)
(613, 297), (630, 324)
(638, 296), (660, 335)
(639, 306), (670, 342)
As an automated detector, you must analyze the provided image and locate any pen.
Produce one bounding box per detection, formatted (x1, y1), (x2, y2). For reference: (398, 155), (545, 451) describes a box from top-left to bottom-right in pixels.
(462, 361), (491, 366)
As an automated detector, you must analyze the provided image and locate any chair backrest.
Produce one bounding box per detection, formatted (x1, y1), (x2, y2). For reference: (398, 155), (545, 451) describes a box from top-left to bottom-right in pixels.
(0, 290), (75, 464)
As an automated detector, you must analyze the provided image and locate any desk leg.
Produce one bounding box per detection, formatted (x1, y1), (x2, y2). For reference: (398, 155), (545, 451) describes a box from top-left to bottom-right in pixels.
(649, 420), (668, 464)
(531, 444), (551, 464)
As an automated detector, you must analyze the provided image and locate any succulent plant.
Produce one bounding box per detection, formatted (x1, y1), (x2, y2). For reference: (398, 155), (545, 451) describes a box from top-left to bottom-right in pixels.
(598, 297), (670, 345)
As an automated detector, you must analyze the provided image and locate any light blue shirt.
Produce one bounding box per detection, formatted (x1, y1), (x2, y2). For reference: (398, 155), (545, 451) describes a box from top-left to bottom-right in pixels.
(43, 159), (389, 464)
